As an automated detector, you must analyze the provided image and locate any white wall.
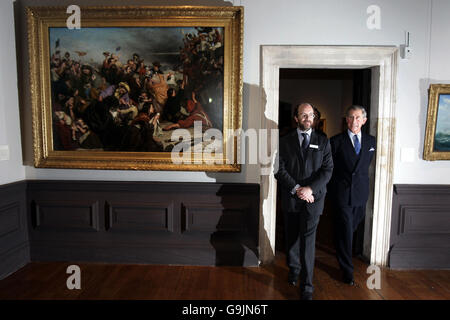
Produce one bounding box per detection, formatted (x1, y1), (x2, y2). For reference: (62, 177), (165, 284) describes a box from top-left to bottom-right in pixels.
(0, 0), (25, 185)
(393, 0), (450, 183)
(1, 0), (449, 185)
(241, 0), (450, 184)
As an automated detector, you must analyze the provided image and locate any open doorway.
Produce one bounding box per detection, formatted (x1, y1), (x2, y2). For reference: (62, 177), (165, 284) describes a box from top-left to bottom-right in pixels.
(259, 46), (397, 267)
(276, 68), (372, 261)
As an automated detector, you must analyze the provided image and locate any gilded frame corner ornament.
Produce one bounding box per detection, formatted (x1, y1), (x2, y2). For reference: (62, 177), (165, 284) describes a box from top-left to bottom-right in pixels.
(423, 84), (450, 161)
(27, 6), (243, 171)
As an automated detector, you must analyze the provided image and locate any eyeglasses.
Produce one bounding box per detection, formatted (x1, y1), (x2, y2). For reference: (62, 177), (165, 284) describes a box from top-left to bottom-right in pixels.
(299, 113), (315, 119)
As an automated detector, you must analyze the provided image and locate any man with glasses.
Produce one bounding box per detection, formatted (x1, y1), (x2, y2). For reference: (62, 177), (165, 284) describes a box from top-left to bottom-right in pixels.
(275, 103), (333, 300)
(329, 105), (376, 286)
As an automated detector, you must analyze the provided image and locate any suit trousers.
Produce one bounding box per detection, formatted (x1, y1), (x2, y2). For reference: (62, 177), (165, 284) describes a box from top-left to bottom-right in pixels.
(283, 206), (320, 294)
(333, 205), (366, 279)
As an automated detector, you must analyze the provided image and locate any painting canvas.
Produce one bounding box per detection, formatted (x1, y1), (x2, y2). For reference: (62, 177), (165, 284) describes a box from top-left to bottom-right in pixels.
(49, 26), (224, 152)
(28, 6), (243, 171)
(433, 94), (450, 151)
(424, 84), (450, 160)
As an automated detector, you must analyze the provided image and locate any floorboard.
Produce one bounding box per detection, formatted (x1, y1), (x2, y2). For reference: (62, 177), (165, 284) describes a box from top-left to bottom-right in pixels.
(0, 248), (448, 300)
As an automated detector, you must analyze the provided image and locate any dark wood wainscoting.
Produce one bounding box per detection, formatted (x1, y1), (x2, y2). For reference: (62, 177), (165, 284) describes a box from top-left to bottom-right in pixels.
(0, 181), (30, 279)
(389, 184), (450, 269)
(26, 181), (260, 266)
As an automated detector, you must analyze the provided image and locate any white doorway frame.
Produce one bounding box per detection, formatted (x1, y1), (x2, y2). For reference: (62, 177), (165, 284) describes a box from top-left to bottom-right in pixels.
(259, 46), (398, 267)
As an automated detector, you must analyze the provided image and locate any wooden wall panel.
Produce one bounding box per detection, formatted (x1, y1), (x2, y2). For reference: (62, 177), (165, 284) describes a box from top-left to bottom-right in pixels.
(106, 201), (174, 233)
(26, 181), (260, 266)
(0, 182), (29, 280)
(0, 202), (21, 237)
(32, 200), (100, 231)
(389, 185), (450, 269)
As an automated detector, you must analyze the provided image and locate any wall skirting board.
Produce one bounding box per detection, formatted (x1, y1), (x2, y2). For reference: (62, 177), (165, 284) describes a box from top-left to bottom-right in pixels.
(389, 184), (450, 269)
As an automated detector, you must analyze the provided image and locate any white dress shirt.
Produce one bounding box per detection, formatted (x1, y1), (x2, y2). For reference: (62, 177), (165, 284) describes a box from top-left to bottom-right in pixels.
(347, 129), (362, 148)
(297, 128), (312, 148)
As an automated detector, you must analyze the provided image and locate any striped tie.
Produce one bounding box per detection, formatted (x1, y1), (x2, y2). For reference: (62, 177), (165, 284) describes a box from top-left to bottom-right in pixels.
(301, 133), (309, 150)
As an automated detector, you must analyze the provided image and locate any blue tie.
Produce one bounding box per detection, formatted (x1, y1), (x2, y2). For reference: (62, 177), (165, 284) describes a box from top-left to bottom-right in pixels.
(353, 134), (361, 155)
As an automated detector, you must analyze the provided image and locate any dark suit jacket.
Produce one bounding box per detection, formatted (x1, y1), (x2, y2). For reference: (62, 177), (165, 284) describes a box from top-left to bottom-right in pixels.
(275, 129), (333, 215)
(329, 131), (376, 207)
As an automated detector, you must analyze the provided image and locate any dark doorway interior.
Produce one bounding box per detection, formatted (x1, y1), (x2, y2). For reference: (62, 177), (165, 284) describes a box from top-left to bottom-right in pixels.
(276, 68), (371, 258)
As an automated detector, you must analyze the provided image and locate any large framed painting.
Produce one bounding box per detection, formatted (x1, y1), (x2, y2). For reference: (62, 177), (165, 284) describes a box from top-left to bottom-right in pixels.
(27, 6), (243, 171)
(424, 84), (450, 160)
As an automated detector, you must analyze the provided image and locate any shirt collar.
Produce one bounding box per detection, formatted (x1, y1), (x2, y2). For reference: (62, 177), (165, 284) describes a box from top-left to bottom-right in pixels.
(347, 129), (361, 141)
(297, 128), (312, 136)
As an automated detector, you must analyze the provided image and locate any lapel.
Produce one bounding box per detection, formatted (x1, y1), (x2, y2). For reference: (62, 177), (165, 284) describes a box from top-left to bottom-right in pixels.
(290, 129), (319, 173)
(290, 130), (303, 162)
(354, 132), (367, 172)
(343, 132), (358, 170)
(305, 130), (318, 160)
(299, 130), (318, 174)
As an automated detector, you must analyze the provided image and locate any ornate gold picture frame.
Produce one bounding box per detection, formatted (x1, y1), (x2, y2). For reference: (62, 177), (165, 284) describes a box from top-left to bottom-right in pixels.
(424, 84), (450, 160)
(27, 6), (243, 171)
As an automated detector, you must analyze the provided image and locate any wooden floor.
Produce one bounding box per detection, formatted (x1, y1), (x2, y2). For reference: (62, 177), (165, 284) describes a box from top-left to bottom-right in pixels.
(0, 247), (449, 300)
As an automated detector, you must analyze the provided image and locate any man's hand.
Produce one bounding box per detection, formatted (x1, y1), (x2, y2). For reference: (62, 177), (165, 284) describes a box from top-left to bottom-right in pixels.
(301, 194), (315, 203)
(297, 186), (313, 198)
(296, 186), (314, 203)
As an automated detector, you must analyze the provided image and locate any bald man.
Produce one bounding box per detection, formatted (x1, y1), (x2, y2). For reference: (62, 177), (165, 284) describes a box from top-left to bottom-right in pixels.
(275, 103), (333, 300)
